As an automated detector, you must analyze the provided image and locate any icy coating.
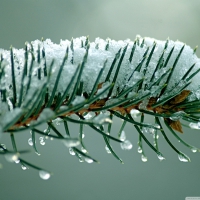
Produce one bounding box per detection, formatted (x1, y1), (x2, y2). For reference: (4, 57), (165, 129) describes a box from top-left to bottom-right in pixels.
(0, 36), (200, 101)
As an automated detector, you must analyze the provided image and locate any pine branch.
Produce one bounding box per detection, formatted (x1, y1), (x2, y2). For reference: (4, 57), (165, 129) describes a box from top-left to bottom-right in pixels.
(0, 35), (200, 179)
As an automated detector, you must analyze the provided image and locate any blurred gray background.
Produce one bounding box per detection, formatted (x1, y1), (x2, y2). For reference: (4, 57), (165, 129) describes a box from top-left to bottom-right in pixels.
(0, 0), (200, 200)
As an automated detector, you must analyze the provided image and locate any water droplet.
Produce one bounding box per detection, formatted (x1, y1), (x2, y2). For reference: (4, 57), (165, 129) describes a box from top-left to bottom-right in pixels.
(5, 153), (19, 162)
(142, 127), (156, 135)
(45, 136), (49, 139)
(15, 159), (20, 164)
(50, 137), (54, 140)
(69, 148), (75, 155)
(81, 147), (87, 153)
(85, 158), (93, 163)
(141, 155), (148, 162)
(119, 130), (126, 141)
(28, 138), (33, 146)
(56, 121), (60, 126)
(82, 133), (85, 139)
(63, 138), (80, 148)
(35, 152), (41, 156)
(79, 158), (84, 162)
(191, 147), (198, 153)
(157, 153), (165, 161)
(84, 112), (95, 119)
(105, 145), (111, 154)
(153, 134), (159, 139)
(130, 109), (140, 118)
(39, 137), (46, 145)
(178, 153), (190, 162)
(44, 128), (50, 134)
(0, 144), (6, 151)
(153, 124), (160, 129)
(21, 165), (27, 170)
(189, 122), (200, 129)
(137, 146), (142, 153)
(39, 170), (51, 180)
(52, 117), (63, 126)
(120, 140), (133, 150)
(30, 130), (32, 135)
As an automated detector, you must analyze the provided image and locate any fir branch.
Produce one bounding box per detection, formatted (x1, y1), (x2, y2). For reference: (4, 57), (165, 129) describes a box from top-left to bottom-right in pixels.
(0, 35), (200, 179)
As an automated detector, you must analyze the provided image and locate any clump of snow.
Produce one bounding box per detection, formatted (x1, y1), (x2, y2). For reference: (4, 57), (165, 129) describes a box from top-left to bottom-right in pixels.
(0, 35), (200, 109)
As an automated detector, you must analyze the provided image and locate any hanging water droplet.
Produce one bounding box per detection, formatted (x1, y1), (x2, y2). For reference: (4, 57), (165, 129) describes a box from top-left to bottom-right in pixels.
(191, 147), (198, 153)
(15, 159), (20, 164)
(141, 155), (148, 162)
(85, 158), (93, 163)
(81, 147), (87, 153)
(120, 140), (133, 150)
(39, 137), (46, 145)
(137, 146), (142, 153)
(153, 134), (159, 139)
(153, 124), (160, 129)
(157, 153), (165, 161)
(189, 122), (200, 129)
(82, 133), (85, 139)
(50, 137), (54, 141)
(45, 136), (49, 140)
(119, 130), (126, 141)
(130, 109), (140, 118)
(35, 152), (41, 156)
(69, 148), (75, 155)
(63, 138), (80, 148)
(39, 170), (51, 180)
(5, 153), (19, 162)
(178, 153), (190, 162)
(79, 158), (84, 162)
(105, 145), (111, 154)
(28, 138), (33, 146)
(44, 128), (50, 135)
(153, 141), (156, 147)
(21, 165), (27, 170)
(142, 127), (156, 135)
(0, 144), (6, 151)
